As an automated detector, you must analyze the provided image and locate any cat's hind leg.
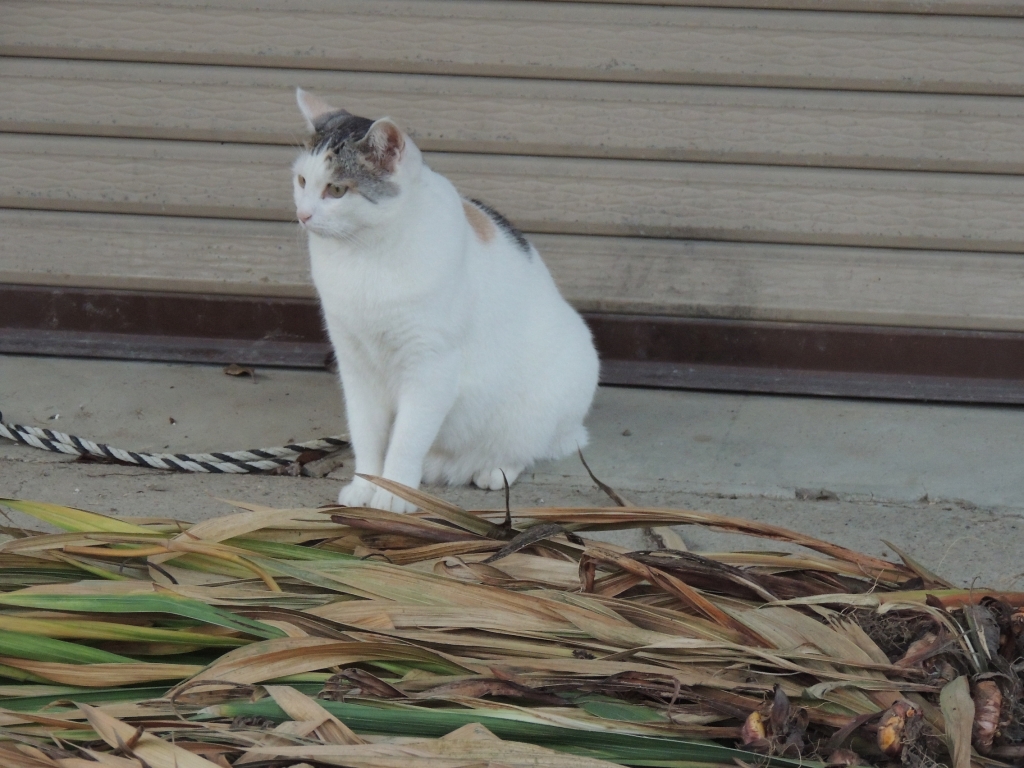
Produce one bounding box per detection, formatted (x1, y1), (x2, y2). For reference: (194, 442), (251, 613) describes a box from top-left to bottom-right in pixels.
(472, 466), (524, 491)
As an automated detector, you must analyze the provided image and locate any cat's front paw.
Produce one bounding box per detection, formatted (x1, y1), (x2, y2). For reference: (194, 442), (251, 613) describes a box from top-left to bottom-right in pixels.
(369, 487), (418, 514)
(337, 478), (376, 507)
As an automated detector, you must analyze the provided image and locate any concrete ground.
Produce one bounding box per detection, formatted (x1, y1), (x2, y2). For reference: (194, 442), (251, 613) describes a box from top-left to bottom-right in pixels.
(1, 354), (1022, 588)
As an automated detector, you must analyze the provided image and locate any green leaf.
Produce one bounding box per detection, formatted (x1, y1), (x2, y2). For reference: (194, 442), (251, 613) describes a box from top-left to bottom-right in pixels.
(0, 591), (285, 640)
(0, 614), (249, 647)
(0, 685), (171, 711)
(0, 682), (323, 713)
(577, 697), (670, 724)
(0, 629), (135, 664)
(0, 499), (152, 534)
(0, 663), (54, 684)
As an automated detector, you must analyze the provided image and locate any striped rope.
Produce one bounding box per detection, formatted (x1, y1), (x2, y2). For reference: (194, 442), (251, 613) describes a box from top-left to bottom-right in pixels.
(0, 412), (348, 474)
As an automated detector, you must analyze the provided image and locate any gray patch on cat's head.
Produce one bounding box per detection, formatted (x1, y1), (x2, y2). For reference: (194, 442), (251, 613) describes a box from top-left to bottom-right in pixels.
(306, 111), (400, 203)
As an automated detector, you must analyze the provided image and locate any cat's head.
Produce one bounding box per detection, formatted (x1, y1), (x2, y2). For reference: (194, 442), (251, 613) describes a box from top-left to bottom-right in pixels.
(292, 88), (421, 239)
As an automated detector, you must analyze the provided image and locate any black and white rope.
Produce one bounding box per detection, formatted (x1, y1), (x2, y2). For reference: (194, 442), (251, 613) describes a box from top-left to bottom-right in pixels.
(0, 412), (347, 474)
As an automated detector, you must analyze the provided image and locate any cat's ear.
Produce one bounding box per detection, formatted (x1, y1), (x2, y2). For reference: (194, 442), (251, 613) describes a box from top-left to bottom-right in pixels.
(296, 88), (346, 132)
(357, 118), (405, 174)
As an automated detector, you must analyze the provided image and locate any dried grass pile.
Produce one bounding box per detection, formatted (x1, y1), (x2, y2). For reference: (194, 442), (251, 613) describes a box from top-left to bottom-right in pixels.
(0, 475), (1021, 768)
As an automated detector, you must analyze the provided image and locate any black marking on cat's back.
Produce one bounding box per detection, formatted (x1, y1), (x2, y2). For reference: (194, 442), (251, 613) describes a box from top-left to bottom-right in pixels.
(469, 199), (532, 256)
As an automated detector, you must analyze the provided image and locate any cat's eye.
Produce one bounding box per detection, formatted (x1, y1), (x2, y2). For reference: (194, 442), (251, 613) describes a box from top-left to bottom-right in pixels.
(323, 184), (347, 199)
(297, 175), (306, 188)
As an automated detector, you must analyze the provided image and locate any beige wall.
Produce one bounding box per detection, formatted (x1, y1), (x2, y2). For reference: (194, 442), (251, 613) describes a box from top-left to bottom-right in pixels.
(3, 0), (1024, 330)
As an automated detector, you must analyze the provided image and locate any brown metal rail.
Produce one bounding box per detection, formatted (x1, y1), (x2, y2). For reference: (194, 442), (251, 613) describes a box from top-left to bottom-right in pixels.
(2, 284), (1023, 404)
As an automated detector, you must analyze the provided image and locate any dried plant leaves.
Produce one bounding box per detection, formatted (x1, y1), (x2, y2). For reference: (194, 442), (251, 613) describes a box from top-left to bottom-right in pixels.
(0, 484), (1022, 768)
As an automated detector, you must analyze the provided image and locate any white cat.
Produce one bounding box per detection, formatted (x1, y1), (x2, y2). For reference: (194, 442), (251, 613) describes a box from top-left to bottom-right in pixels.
(292, 89), (599, 513)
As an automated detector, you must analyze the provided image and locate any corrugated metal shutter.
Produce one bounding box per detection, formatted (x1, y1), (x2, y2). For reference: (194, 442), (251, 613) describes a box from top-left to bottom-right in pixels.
(3, 0), (1024, 396)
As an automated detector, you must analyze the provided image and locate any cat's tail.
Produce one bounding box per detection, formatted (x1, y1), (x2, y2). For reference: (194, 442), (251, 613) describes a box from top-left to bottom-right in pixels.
(546, 423), (589, 461)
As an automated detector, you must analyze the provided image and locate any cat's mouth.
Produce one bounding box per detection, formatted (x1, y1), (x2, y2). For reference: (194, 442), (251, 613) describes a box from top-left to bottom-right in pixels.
(298, 218), (327, 236)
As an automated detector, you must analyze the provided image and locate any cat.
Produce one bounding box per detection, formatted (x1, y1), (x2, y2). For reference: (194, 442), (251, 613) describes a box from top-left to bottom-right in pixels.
(292, 89), (599, 512)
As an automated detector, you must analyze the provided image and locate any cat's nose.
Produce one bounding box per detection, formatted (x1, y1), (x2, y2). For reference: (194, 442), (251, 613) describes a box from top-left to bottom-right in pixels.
(297, 211), (313, 225)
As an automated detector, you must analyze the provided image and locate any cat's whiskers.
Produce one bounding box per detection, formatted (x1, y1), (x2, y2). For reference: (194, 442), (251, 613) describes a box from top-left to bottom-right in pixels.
(333, 227), (372, 251)
(292, 224), (308, 253)
(305, 229), (370, 257)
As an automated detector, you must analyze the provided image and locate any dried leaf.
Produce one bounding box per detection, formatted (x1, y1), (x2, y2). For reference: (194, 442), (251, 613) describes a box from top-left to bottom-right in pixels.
(223, 363), (255, 378)
(769, 684), (792, 734)
(80, 703), (222, 768)
(883, 539), (955, 589)
(171, 637), (470, 692)
(648, 526), (687, 551)
(0, 744), (62, 768)
(65, 750), (142, 768)
(331, 512), (481, 543)
(356, 475), (495, 537)
(482, 523), (575, 564)
(963, 604), (1001, 664)
(0, 658), (201, 686)
(265, 684), (366, 745)
(413, 677), (566, 706)
(323, 668), (408, 699)
(582, 547), (766, 645)
(576, 449), (635, 507)
(940, 677), (974, 768)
